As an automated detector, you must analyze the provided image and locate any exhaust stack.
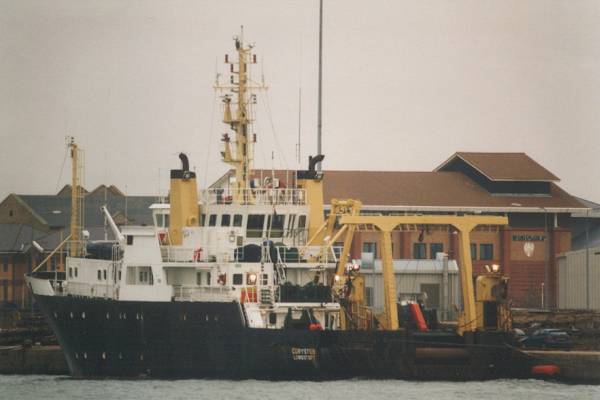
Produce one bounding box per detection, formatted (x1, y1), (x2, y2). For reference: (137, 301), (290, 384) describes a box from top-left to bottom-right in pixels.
(168, 153), (199, 245)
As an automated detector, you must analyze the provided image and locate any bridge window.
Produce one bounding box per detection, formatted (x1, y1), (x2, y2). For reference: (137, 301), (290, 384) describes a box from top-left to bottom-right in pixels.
(268, 214), (285, 238)
(126, 235), (134, 245)
(97, 270), (102, 281)
(247, 214), (265, 238)
(221, 214), (231, 227)
(208, 214), (217, 226)
(233, 214), (243, 227)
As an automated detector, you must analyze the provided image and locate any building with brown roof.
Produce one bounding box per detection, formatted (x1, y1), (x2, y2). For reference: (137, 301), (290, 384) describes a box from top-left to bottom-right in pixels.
(212, 152), (591, 308)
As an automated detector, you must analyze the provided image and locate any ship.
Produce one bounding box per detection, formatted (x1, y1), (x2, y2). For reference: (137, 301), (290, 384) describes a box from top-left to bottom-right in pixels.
(26, 32), (536, 380)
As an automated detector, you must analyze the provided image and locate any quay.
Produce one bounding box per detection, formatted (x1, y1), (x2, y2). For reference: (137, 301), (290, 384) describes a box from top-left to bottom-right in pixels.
(0, 345), (67, 375)
(525, 350), (600, 383)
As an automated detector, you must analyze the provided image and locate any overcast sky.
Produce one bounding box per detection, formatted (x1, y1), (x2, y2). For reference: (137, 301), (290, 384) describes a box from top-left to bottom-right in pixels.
(1, 0), (600, 203)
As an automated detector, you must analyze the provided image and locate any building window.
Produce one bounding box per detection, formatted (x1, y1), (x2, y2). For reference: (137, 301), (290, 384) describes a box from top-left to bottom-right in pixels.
(470, 243), (477, 260)
(480, 244), (494, 260)
(221, 214), (231, 227)
(2, 257), (8, 272)
(246, 214), (265, 238)
(196, 272), (202, 285)
(68, 268), (73, 278)
(430, 243), (443, 259)
(208, 214), (217, 226)
(362, 242), (377, 257)
(8, 210), (13, 217)
(233, 273), (243, 285)
(201, 213), (206, 226)
(261, 273), (269, 285)
(233, 214), (243, 227)
(413, 243), (427, 259)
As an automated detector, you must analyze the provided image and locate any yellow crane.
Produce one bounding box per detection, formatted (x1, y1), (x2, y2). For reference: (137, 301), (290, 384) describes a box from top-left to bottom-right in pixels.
(333, 213), (511, 335)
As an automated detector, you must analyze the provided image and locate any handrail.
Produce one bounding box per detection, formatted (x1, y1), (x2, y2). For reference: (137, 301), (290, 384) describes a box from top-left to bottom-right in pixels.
(201, 188), (307, 206)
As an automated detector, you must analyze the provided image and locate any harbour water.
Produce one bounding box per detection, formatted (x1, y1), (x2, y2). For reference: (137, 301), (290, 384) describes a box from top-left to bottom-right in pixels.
(3, 375), (600, 400)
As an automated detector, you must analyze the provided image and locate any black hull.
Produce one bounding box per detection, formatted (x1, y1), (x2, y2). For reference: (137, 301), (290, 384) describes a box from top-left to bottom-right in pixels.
(33, 294), (533, 380)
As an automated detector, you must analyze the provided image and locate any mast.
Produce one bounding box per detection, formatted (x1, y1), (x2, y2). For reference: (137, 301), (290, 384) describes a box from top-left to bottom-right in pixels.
(68, 137), (83, 257)
(215, 27), (267, 203)
(317, 0), (323, 171)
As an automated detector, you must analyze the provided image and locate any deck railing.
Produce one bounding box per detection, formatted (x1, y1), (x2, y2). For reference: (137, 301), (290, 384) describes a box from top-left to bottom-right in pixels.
(201, 188), (307, 206)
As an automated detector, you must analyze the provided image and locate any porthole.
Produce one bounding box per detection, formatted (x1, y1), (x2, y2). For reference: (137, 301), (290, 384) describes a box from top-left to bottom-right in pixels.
(84, 352), (88, 359)
(53, 312), (58, 318)
(205, 315), (209, 322)
(70, 312), (74, 319)
(140, 313), (144, 320)
(118, 352), (123, 360)
(139, 354), (144, 361)
(82, 312), (86, 319)
(106, 312), (110, 319)
(136, 313), (140, 320)
(182, 314), (187, 321)
(123, 313), (127, 320)
(102, 352), (106, 360)
(74, 353), (79, 359)
(215, 315), (219, 321)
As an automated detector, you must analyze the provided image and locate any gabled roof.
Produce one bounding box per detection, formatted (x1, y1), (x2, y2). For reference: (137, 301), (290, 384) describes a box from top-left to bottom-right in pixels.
(56, 184), (89, 197)
(321, 170), (583, 211)
(435, 152), (560, 182)
(89, 184), (125, 197)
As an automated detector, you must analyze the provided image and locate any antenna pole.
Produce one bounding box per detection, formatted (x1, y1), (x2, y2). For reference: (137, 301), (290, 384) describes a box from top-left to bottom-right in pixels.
(297, 87), (302, 164)
(317, 0), (323, 171)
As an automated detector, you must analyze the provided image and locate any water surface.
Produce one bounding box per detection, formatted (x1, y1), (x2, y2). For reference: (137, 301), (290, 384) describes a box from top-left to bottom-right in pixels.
(3, 375), (599, 400)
